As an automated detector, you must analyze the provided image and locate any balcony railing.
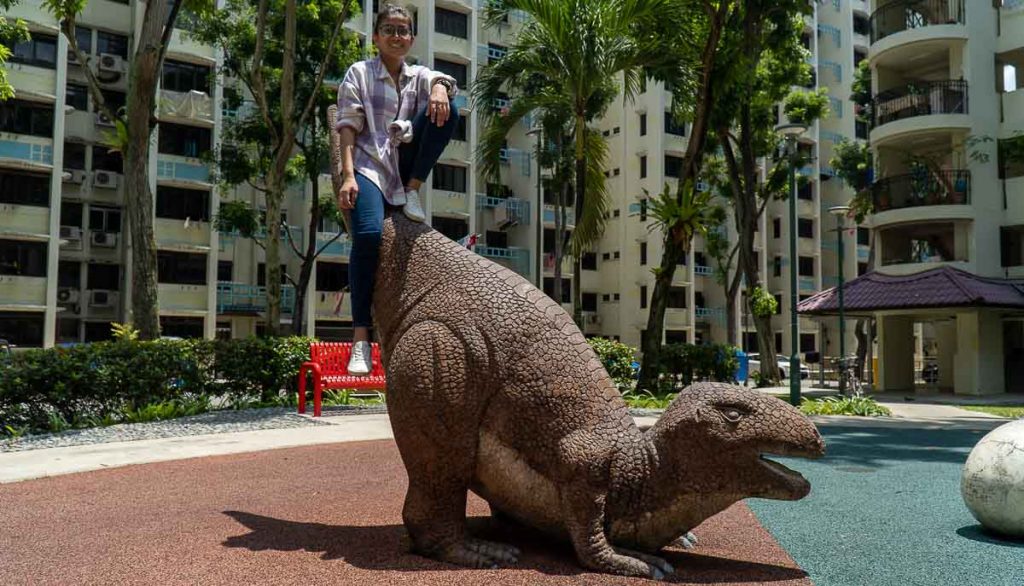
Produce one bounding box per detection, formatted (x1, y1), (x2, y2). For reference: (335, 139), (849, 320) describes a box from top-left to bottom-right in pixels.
(871, 80), (968, 127)
(870, 0), (965, 43)
(871, 169), (971, 212)
(216, 282), (295, 315)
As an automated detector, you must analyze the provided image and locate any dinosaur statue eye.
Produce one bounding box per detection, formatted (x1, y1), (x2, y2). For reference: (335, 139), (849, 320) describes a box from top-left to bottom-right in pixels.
(720, 408), (744, 423)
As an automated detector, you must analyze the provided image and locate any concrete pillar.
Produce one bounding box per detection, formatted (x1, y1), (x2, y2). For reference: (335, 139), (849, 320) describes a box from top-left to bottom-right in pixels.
(878, 315), (914, 392)
(45, 32), (70, 348)
(936, 320), (956, 389)
(954, 311), (1005, 395)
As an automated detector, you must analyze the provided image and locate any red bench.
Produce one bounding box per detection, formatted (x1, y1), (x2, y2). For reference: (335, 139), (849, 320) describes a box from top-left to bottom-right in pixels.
(297, 342), (386, 417)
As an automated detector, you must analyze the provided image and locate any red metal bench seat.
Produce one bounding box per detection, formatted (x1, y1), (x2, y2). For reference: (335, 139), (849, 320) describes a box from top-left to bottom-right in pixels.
(297, 342), (386, 417)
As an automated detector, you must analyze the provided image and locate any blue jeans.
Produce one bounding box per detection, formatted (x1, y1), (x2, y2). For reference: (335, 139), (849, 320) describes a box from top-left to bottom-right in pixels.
(348, 104), (459, 328)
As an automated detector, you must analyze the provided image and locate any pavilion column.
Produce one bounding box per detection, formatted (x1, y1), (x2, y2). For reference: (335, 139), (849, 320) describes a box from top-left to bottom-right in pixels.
(953, 310), (1005, 395)
(935, 320), (956, 390)
(877, 315), (914, 392)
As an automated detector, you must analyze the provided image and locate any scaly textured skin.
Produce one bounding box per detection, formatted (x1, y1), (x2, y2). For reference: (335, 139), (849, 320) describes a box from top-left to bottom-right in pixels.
(326, 107), (825, 578)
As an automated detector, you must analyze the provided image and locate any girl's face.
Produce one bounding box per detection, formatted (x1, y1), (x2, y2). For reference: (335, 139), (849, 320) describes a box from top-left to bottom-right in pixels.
(373, 16), (414, 62)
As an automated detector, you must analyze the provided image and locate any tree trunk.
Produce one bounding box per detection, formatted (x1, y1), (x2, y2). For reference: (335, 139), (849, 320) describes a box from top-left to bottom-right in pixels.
(572, 117), (586, 327)
(265, 169), (284, 336)
(638, 237), (686, 393)
(292, 175), (323, 337)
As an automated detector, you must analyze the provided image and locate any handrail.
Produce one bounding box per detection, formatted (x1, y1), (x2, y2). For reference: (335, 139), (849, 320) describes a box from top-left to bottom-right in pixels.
(870, 0), (965, 43)
(871, 169), (971, 211)
(871, 80), (968, 127)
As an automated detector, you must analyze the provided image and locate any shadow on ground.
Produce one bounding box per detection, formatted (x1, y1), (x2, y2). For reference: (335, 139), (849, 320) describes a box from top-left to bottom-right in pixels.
(813, 424), (991, 469)
(955, 525), (1024, 549)
(222, 510), (808, 584)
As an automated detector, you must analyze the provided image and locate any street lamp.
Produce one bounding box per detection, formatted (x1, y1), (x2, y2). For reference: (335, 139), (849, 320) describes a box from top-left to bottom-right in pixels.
(775, 122), (807, 406)
(526, 126), (543, 288)
(829, 204), (850, 393)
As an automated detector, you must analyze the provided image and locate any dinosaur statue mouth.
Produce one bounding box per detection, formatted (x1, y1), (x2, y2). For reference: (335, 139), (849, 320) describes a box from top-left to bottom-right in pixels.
(757, 446), (821, 498)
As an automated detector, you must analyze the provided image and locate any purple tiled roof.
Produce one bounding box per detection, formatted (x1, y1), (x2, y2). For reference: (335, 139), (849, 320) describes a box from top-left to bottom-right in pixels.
(798, 266), (1024, 315)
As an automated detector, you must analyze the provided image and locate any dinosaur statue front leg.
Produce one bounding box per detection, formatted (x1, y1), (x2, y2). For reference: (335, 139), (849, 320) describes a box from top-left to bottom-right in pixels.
(560, 483), (673, 579)
(386, 321), (520, 569)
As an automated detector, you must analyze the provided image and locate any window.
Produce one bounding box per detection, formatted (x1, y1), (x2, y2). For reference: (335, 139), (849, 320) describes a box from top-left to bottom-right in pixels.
(257, 263), (288, 286)
(452, 115), (467, 141)
(775, 332), (783, 351)
(640, 242), (647, 266)
(97, 31), (129, 59)
(773, 294), (783, 314)
(582, 292), (597, 312)
(431, 216), (468, 242)
(161, 60), (211, 94)
(158, 251), (207, 285)
(156, 186), (210, 221)
(66, 84), (89, 111)
(433, 164), (467, 192)
(0, 240), (47, 277)
(667, 286), (686, 308)
(160, 316), (204, 339)
(0, 312), (45, 347)
(613, 293), (620, 301)
(485, 230), (508, 249)
(61, 202), (83, 227)
(798, 256), (815, 277)
(158, 123), (211, 157)
(602, 293), (610, 302)
(582, 252), (597, 270)
(100, 89), (127, 113)
(639, 155), (647, 178)
(798, 218), (814, 238)
(666, 330), (687, 344)
(542, 278), (572, 303)
(665, 154), (683, 178)
(640, 199), (647, 222)
(7, 32), (58, 69)
(89, 206), (122, 233)
(640, 285), (648, 309)
(487, 43), (507, 61)
(434, 59), (467, 89)
(59, 260), (81, 288)
(613, 251), (620, 260)
(316, 262), (349, 291)
(435, 8), (468, 38)
(773, 256), (782, 277)
(800, 333), (816, 353)
(92, 146), (123, 172)
(64, 142), (87, 170)
(87, 263), (120, 289)
(639, 113), (647, 136)
(857, 227), (870, 246)
(74, 26), (93, 55)
(217, 260), (233, 282)
(664, 113), (686, 136)
(0, 171), (49, 207)
(858, 262), (868, 276)
(0, 100), (54, 137)
(602, 253), (610, 261)
(773, 217), (781, 239)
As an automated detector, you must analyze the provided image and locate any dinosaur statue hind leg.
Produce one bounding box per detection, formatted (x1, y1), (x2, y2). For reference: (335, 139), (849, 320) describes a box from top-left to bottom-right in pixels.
(386, 320), (520, 569)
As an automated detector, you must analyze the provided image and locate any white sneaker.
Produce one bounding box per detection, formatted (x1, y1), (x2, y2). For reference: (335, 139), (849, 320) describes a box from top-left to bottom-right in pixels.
(403, 190), (426, 222)
(347, 341), (372, 376)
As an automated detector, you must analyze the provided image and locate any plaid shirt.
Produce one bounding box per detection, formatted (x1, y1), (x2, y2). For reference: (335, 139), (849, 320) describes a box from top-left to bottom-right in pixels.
(336, 57), (457, 205)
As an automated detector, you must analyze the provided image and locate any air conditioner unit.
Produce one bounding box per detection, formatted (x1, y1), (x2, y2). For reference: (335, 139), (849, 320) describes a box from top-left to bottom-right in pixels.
(93, 170), (120, 189)
(97, 53), (126, 75)
(95, 112), (115, 127)
(91, 231), (118, 248)
(63, 169), (88, 184)
(57, 287), (81, 304)
(89, 289), (119, 309)
(59, 225), (82, 240)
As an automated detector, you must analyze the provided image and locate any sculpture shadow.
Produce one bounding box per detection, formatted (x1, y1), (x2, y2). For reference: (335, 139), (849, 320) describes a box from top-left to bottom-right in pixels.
(955, 525), (1024, 548)
(222, 510), (808, 584)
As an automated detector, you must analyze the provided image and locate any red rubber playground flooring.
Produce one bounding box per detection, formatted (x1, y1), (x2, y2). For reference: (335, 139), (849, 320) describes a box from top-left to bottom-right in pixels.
(0, 439), (811, 585)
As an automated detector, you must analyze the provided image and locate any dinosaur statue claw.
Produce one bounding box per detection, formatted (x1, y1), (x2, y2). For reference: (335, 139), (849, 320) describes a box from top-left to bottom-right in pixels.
(672, 531), (698, 549)
(440, 538), (520, 568)
(612, 547), (675, 578)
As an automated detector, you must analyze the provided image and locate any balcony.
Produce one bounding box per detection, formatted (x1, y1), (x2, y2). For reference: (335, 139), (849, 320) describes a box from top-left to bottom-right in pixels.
(542, 252), (573, 275)
(155, 218), (211, 251)
(695, 306), (726, 324)
(157, 155), (211, 186)
(158, 90), (214, 126)
(0, 275), (46, 310)
(694, 265), (714, 277)
(474, 245), (530, 277)
(159, 283), (209, 314)
(799, 276), (817, 292)
(871, 170), (970, 212)
(315, 231), (352, 257)
(0, 137), (53, 172)
(314, 290), (352, 319)
(216, 282), (295, 315)
(433, 190), (470, 217)
(870, 0), (965, 44)
(543, 204), (576, 227)
(872, 80), (967, 129)
(0, 203), (49, 237)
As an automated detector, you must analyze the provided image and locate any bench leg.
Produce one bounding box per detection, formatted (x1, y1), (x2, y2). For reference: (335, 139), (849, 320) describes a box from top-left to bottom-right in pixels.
(314, 377), (323, 417)
(298, 369), (307, 414)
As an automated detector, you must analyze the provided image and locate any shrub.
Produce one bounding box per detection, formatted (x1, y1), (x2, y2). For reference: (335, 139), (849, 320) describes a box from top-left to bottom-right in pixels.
(657, 343), (739, 392)
(799, 396), (891, 417)
(588, 337), (638, 391)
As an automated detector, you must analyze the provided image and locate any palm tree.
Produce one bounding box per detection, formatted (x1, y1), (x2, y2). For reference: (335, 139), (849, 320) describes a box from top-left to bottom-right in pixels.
(474, 0), (668, 323)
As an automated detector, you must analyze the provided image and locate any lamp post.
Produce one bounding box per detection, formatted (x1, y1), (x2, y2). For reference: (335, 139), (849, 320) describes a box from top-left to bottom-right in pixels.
(527, 126), (543, 288)
(775, 122), (807, 406)
(829, 205), (850, 393)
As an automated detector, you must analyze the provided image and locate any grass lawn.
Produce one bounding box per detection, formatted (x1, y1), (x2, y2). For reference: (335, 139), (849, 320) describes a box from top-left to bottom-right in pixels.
(957, 405), (1024, 418)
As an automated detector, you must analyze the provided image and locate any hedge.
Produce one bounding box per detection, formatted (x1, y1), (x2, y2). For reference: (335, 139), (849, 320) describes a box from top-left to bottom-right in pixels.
(656, 342), (740, 390)
(0, 337), (312, 434)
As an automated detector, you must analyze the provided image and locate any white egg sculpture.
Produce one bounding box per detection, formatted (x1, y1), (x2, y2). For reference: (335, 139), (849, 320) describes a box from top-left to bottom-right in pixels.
(961, 419), (1024, 538)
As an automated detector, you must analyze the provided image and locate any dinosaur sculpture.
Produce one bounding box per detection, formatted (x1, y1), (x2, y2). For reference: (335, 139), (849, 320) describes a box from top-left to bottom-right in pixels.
(327, 106), (825, 579)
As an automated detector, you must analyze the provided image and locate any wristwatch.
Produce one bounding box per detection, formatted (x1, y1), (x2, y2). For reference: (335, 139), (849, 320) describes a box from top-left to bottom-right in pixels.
(432, 77), (455, 98)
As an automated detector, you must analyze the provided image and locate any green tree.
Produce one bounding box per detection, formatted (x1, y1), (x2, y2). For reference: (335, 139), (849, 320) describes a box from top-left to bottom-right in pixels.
(191, 0), (356, 335)
(475, 0), (667, 323)
(43, 0), (214, 340)
(192, 0), (360, 336)
(0, 1), (29, 100)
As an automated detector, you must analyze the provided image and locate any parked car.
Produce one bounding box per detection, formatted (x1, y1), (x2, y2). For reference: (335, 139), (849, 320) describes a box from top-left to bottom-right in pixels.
(746, 353), (810, 380)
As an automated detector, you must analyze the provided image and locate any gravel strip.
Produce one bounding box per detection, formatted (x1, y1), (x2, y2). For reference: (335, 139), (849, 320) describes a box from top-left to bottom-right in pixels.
(1, 405), (656, 453)
(0, 405), (381, 453)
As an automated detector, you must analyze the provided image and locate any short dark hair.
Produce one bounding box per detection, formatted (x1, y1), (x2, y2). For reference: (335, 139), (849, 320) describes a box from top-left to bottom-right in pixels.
(374, 3), (414, 35)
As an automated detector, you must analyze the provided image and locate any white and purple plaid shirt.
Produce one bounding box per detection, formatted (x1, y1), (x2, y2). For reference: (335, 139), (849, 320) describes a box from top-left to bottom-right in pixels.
(336, 57), (457, 205)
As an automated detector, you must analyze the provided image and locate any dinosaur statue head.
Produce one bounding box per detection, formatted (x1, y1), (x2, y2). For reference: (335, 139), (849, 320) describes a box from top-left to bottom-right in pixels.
(649, 382), (825, 501)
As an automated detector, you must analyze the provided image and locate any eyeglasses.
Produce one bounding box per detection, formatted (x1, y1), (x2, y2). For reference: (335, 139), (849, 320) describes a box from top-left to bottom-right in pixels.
(377, 24), (412, 38)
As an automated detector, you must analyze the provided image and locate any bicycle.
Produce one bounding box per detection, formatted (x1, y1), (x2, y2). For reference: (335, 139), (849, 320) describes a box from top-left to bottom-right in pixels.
(835, 355), (864, 397)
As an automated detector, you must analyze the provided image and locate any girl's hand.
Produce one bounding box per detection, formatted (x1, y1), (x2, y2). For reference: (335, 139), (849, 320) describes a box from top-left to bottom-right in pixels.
(338, 174), (359, 209)
(429, 84), (450, 127)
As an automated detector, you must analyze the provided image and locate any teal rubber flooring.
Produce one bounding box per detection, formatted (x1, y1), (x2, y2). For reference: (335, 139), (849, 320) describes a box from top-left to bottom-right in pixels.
(747, 424), (1024, 586)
